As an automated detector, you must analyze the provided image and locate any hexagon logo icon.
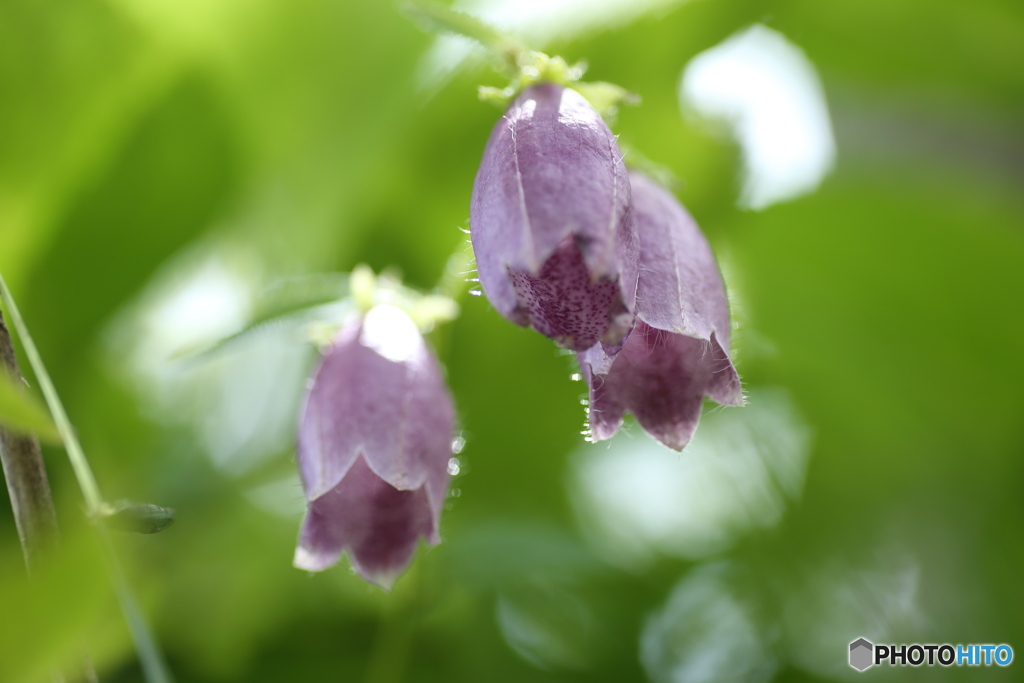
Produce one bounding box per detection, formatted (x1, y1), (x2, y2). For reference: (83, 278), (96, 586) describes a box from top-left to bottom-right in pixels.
(849, 637), (874, 671)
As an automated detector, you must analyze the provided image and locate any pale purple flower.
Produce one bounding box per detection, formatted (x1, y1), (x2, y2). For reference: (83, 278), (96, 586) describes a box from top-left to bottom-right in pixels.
(579, 172), (743, 450)
(294, 305), (455, 588)
(470, 82), (639, 351)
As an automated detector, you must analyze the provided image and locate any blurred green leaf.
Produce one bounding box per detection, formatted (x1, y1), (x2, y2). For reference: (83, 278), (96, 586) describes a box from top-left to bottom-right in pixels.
(0, 529), (111, 683)
(178, 273), (351, 359)
(0, 369), (60, 444)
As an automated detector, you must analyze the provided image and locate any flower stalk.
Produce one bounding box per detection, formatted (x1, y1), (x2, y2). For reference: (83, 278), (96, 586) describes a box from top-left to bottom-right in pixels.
(0, 308), (60, 572)
(404, 0), (637, 116)
(0, 270), (174, 682)
(0, 271), (103, 515)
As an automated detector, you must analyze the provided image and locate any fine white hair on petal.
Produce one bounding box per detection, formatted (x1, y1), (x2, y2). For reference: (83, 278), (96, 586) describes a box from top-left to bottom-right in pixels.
(360, 305), (424, 363)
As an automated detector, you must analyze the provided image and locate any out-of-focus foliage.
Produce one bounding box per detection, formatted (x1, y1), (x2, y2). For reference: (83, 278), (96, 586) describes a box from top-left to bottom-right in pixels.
(0, 368), (60, 443)
(1, 0), (1022, 681)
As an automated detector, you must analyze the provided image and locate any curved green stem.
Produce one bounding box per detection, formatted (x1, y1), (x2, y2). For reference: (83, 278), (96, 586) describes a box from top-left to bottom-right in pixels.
(100, 527), (175, 683)
(403, 0), (637, 116)
(0, 269), (174, 682)
(0, 271), (103, 515)
(403, 0), (524, 70)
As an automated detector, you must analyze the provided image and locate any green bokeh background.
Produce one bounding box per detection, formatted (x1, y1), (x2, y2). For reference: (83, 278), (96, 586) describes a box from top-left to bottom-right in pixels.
(1, 0), (1022, 681)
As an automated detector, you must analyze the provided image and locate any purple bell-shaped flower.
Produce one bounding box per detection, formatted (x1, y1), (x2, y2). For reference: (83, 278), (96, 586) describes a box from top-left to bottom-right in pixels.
(294, 305), (455, 588)
(579, 172), (743, 450)
(470, 82), (639, 351)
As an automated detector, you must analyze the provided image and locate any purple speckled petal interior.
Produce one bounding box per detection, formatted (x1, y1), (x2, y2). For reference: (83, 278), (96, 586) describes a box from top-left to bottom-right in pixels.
(471, 82), (638, 348)
(509, 236), (633, 350)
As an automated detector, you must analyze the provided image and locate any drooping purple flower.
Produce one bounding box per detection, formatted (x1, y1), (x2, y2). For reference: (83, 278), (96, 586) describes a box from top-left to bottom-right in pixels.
(470, 82), (639, 351)
(294, 305), (455, 588)
(579, 172), (743, 450)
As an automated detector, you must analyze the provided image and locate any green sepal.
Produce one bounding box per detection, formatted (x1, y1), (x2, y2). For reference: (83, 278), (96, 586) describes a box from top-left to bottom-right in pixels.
(99, 500), (176, 534)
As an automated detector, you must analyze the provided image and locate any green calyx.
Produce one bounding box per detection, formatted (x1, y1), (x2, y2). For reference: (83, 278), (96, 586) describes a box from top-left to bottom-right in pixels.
(404, 0), (639, 117)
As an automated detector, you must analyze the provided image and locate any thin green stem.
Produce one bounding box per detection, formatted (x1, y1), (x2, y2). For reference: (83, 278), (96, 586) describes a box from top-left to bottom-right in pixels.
(100, 528), (174, 683)
(403, 0), (524, 70)
(0, 271), (103, 515)
(1, 304), (98, 682)
(402, 1), (637, 115)
(0, 269), (173, 682)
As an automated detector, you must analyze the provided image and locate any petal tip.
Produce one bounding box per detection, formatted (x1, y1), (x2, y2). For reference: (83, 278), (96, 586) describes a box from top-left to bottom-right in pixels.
(642, 413), (700, 451)
(351, 561), (402, 591)
(293, 544), (340, 573)
(653, 431), (693, 452)
(588, 410), (623, 444)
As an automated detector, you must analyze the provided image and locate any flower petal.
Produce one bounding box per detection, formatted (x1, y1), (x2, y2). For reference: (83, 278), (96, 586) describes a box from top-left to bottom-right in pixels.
(578, 172), (743, 447)
(297, 305), (454, 499)
(705, 331), (744, 407)
(509, 235), (633, 349)
(630, 171), (731, 346)
(294, 455), (437, 588)
(587, 322), (712, 451)
(471, 82), (638, 349)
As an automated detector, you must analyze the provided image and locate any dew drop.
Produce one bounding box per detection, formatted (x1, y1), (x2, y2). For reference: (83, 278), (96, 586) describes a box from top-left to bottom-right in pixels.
(580, 399), (589, 406)
(447, 457), (461, 476)
(449, 488), (462, 498)
(451, 436), (466, 454)
(469, 290), (483, 297)
(570, 373), (582, 381)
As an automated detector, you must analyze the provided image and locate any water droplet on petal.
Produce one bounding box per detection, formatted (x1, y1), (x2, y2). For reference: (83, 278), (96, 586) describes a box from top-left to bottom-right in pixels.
(447, 457), (461, 476)
(451, 436), (466, 454)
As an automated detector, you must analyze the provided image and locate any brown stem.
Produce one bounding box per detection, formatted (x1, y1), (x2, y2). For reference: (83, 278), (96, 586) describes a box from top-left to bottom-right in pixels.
(1, 310), (100, 682)
(0, 309), (60, 571)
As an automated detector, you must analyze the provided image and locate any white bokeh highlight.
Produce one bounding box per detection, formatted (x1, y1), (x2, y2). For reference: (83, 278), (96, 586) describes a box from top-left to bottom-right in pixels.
(782, 547), (927, 680)
(641, 564), (777, 683)
(360, 305), (424, 364)
(106, 248), (312, 477)
(680, 25), (836, 210)
(571, 388), (810, 567)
